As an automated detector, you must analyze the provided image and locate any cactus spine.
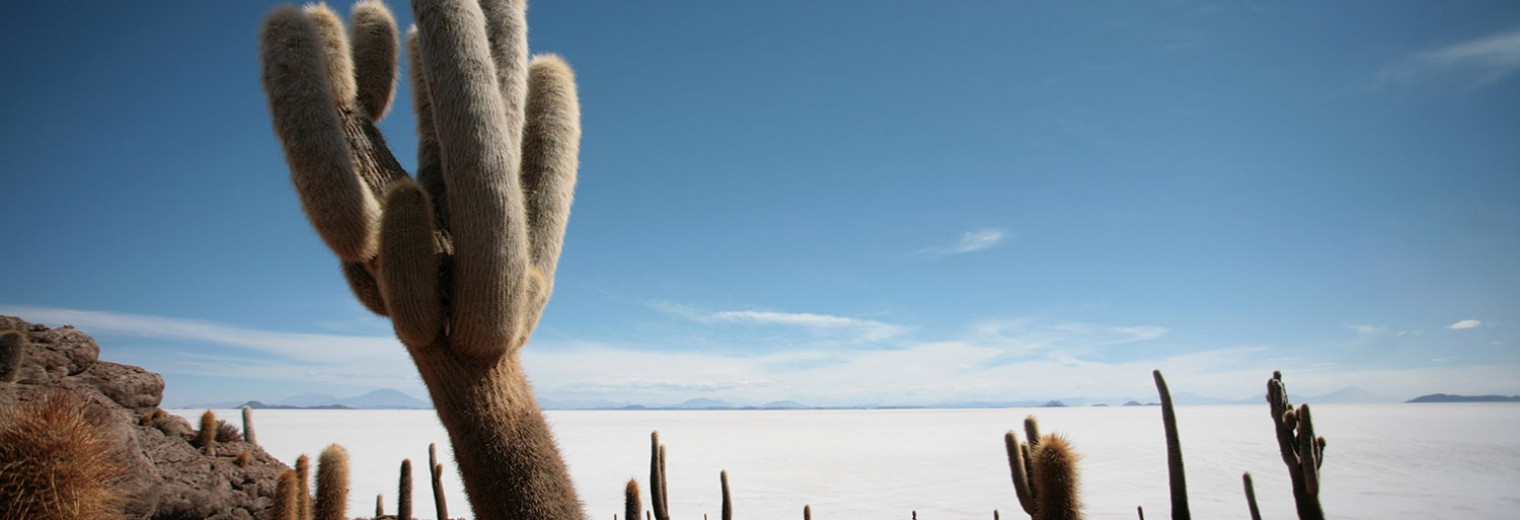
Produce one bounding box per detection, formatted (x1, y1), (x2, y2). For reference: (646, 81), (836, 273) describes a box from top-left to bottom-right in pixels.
(271, 469), (301, 520)
(241, 405), (256, 445)
(315, 444), (349, 520)
(625, 479), (642, 520)
(0, 330), (25, 383)
(198, 410), (217, 456)
(0, 392), (129, 519)
(1006, 417), (1082, 520)
(398, 458), (413, 520)
(296, 454), (313, 520)
(1268, 371), (1326, 520)
(1152, 370), (1189, 520)
(259, 0), (584, 516)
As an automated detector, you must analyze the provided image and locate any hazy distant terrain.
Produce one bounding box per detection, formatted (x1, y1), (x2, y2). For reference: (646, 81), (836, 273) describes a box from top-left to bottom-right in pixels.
(176, 404), (1520, 519)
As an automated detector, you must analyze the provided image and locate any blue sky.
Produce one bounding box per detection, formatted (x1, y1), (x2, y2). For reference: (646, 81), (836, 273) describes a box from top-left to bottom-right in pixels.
(2, 1), (1516, 407)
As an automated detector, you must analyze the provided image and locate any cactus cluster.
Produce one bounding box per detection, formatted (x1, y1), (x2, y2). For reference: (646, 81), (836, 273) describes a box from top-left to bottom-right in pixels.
(259, 0), (584, 515)
(1004, 416), (1082, 520)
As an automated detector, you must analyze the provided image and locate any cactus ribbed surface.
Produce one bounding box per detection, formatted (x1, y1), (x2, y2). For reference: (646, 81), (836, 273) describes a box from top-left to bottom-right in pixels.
(241, 405), (256, 445)
(296, 454), (313, 520)
(271, 469), (300, 520)
(259, 0), (583, 516)
(315, 444), (350, 520)
(0, 392), (129, 519)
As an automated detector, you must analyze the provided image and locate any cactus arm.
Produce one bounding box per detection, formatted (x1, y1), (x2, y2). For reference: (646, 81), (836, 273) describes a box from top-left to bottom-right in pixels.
(1004, 430), (1036, 516)
(351, 0), (399, 121)
(412, 0), (531, 356)
(407, 28), (451, 230)
(1152, 370), (1190, 520)
(379, 180), (444, 347)
(1266, 372), (1326, 520)
(520, 54), (580, 326)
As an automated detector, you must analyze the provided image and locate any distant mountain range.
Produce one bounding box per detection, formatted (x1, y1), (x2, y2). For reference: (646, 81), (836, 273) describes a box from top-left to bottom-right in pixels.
(1407, 394), (1520, 403)
(183, 386), (1513, 411)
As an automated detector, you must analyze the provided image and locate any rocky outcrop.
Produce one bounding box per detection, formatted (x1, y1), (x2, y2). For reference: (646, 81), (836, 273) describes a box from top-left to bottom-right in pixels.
(0, 316), (289, 519)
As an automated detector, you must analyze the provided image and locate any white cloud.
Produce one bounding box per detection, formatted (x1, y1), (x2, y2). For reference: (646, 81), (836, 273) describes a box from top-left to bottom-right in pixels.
(1382, 28), (1520, 89)
(1347, 324), (1386, 336)
(1448, 319), (1483, 330)
(918, 228), (1006, 257)
(655, 303), (910, 343)
(0, 305), (418, 391)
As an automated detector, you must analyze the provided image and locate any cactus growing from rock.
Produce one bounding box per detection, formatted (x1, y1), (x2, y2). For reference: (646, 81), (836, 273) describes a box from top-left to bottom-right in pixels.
(1152, 370), (1189, 520)
(198, 410), (217, 456)
(0, 391), (129, 519)
(242, 405), (257, 445)
(0, 330), (25, 383)
(259, 0), (584, 516)
(1267, 371), (1326, 520)
(272, 469), (301, 520)
(315, 444), (350, 520)
(296, 454), (314, 520)
(399, 458), (413, 520)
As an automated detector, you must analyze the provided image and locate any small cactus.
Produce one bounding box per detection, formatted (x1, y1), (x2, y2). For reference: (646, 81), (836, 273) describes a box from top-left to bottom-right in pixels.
(0, 391), (129, 519)
(315, 444), (350, 520)
(399, 458), (413, 520)
(0, 330), (25, 383)
(625, 479), (641, 520)
(720, 470), (733, 520)
(241, 405), (257, 445)
(198, 410), (217, 456)
(271, 469), (300, 520)
(1242, 472), (1262, 520)
(296, 454), (313, 520)
(376, 493), (385, 517)
(235, 451), (253, 467)
(650, 432), (670, 520)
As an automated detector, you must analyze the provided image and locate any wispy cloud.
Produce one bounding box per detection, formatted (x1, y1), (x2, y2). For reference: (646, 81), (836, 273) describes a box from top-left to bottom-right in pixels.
(1347, 323), (1386, 336)
(1448, 319), (1483, 330)
(917, 228), (1006, 257)
(0, 305), (418, 395)
(654, 303), (909, 343)
(1381, 27), (1520, 89)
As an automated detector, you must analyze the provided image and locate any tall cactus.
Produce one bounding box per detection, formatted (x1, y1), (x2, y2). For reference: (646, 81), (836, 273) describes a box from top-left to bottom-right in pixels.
(720, 470), (733, 520)
(398, 458), (413, 520)
(625, 479), (642, 520)
(1152, 370), (1189, 520)
(198, 410), (217, 456)
(271, 469), (301, 520)
(259, 0), (583, 517)
(430, 443), (449, 520)
(241, 405), (257, 445)
(650, 432), (671, 520)
(296, 454), (313, 520)
(1267, 371), (1326, 520)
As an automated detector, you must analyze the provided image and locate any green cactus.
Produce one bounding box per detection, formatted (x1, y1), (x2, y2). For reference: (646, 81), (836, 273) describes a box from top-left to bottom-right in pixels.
(198, 410), (217, 456)
(430, 443), (448, 520)
(399, 458), (413, 520)
(1005, 419), (1082, 520)
(1152, 370), (1189, 520)
(625, 479), (642, 520)
(272, 469), (300, 520)
(315, 444), (349, 520)
(241, 405), (257, 445)
(1267, 371), (1326, 520)
(259, 0), (583, 516)
(296, 454), (313, 520)
(0, 330), (25, 383)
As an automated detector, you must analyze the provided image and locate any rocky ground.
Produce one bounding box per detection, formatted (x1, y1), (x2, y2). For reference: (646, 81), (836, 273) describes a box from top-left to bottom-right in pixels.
(1, 315), (289, 519)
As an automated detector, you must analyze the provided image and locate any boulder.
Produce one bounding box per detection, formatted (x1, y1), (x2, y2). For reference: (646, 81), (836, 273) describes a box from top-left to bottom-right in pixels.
(1, 316), (289, 519)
